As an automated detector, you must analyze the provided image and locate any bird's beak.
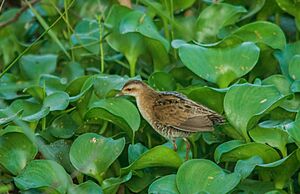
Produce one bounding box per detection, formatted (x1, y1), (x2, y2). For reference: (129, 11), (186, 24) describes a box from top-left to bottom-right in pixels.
(116, 91), (124, 97)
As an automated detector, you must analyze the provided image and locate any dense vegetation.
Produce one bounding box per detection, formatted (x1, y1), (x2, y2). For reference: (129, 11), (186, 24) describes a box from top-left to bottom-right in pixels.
(1, 0), (300, 193)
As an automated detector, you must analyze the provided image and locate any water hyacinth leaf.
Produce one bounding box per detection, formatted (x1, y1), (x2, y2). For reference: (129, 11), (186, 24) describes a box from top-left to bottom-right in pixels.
(89, 98), (140, 132)
(164, 139), (192, 160)
(19, 54), (57, 80)
(215, 140), (280, 163)
(274, 41), (300, 79)
(84, 108), (133, 137)
(106, 5), (145, 76)
(39, 74), (68, 95)
(128, 143), (148, 164)
(183, 86), (225, 113)
(22, 107), (50, 122)
(276, 0), (300, 24)
(69, 180), (103, 194)
(234, 156), (263, 179)
(121, 145), (183, 175)
(93, 74), (139, 98)
(291, 80), (300, 93)
(0, 132), (37, 175)
(48, 114), (78, 138)
(224, 84), (285, 140)
(235, 179), (275, 194)
(119, 10), (169, 51)
(43, 91), (69, 111)
(195, 3), (247, 43)
(148, 174), (179, 194)
(39, 139), (75, 173)
(14, 160), (72, 193)
(71, 19), (100, 54)
(176, 159), (241, 194)
(257, 150), (300, 189)
(231, 21), (286, 50)
(249, 127), (289, 156)
(69, 133), (125, 180)
(178, 42), (260, 88)
(288, 55), (300, 80)
(262, 75), (291, 96)
(286, 119), (300, 144)
(102, 172), (132, 194)
(148, 72), (176, 91)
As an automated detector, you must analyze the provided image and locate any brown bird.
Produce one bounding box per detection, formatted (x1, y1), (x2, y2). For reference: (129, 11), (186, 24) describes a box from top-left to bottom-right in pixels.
(119, 80), (225, 160)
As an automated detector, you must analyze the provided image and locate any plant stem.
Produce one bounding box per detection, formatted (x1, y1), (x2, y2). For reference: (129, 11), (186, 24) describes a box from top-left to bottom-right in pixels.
(64, 0), (75, 61)
(97, 15), (105, 73)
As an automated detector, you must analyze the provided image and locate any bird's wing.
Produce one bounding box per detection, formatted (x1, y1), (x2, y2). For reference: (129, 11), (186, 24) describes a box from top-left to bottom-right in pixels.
(153, 92), (224, 132)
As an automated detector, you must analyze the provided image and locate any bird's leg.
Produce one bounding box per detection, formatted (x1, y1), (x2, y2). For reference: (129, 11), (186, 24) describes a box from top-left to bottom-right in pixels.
(172, 139), (178, 152)
(183, 137), (190, 160)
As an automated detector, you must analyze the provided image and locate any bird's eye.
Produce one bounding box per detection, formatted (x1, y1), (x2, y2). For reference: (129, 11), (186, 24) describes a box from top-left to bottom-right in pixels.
(126, 88), (132, 91)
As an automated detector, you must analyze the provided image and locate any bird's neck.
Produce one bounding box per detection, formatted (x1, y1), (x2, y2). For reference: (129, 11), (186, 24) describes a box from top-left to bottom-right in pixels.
(135, 88), (159, 122)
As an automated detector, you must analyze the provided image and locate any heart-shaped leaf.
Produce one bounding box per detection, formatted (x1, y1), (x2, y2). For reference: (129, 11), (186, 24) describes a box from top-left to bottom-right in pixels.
(20, 54), (57, 80)
(234, 156), (263, 179)
(289, 55), (300, 81)
(230, 21), (286, 50)
(89, 98), (140, 133)
(48, 114), (78, 138)
(176, 159), (241, 194)
(121, 145), (183, 175)
(249, 126), (289, 156)
(215, 140), (280, 163)
(178, 42), (260, 88)
(195, 3), (247, 43)
(148, 174), (179, 194)
(0, 132), (37, 175)
(43, 91), (69, 111)
(69, 133), (125, 181)
(257, 150), (300, 189)
(69, 180), (103, 194)
(224, 84), (286, 140)
(148, 72), (176, 91)
(14, 160), (72, 193)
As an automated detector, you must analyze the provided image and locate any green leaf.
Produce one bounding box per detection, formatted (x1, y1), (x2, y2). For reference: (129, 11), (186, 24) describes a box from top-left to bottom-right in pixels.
(214, 140), (280, 163)
(102, 173), (132, 194)
(274, 41), (300, 79)
(182, 86), (225, 113)
(235, 179), (275, 194)
(93, 74), (139, 98)
(121, 145), (183, 175)
(249, 126), (289, 156)
(148, 72), (176, 91)
(43, 91), (70, 111)
(148, 174), (179, 194)
(196, 3), (247, 43)
(128, 143), (148, 164)
(14, 160), (72, 193)
(234, 156), (263, 179)
(0, 132), (37, 175)
(120, 10), (169, 51)
(289, 55), (300, 80)
(48, 114), (78, 138)
(178, 42), (260, 88)
(89, 98), (140, 132)
(22, 107), (50, 122)
(257, 150), (300, 189)
(230, 21), (286, 50)
(176, 159), (241, 194)
(224, 84), (285, 140)
(20, 54), (57, 80)
(286, 119), (300, 145)
(39, 74), (68, 95)
(69, 181), (103, 194)
(69, 133), (125, 181)
(39, 139), (75, 174)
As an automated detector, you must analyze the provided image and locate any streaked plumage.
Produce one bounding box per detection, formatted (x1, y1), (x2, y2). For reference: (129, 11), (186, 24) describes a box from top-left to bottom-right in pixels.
(120, 80), (224, 159)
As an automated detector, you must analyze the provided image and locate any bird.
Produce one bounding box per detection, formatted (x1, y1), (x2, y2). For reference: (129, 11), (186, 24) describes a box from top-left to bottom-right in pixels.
(119, 80), (225, 160)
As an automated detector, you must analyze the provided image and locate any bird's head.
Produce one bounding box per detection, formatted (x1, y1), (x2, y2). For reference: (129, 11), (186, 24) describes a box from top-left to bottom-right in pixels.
(119, 80), (148, 97)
